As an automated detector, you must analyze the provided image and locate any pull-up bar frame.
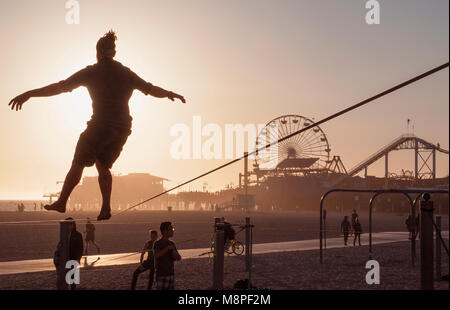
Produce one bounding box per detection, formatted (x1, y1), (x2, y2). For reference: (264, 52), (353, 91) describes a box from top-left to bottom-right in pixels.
(319, 188), (448, 264)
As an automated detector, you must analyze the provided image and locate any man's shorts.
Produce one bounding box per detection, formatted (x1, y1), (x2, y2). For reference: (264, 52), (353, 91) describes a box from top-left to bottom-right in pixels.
(73, 122), (131, 169)
(85, 232), (95, 241)
(156, 275), (175, 290)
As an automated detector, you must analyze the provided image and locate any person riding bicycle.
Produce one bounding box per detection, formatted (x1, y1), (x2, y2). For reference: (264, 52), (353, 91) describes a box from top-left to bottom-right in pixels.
(221, 217), (235, 245)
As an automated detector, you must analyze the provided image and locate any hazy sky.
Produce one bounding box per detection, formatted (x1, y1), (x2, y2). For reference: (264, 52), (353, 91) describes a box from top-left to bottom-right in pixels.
(0, 0), (448, 199)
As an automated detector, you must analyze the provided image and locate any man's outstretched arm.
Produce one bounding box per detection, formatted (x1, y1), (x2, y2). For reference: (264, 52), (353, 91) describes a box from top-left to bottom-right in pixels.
(148, 85), (186, 104)
(130, 70), (186, 104)
(9, 67), (90, 111)
(8, 83), (67, 111)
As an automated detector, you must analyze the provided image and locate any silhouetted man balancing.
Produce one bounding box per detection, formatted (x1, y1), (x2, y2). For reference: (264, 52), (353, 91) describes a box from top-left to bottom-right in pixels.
(8, 31), (186, 220)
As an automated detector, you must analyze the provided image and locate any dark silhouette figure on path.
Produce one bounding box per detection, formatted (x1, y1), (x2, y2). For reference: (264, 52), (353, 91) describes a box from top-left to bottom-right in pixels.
(131, 229), (158, 290)
(341, 216), (351, 246)
(83, 256), (101, 269)
(84, 217), (100, 255)
(405, 214), (419, 240)
(351, 209), (358, 236)
(9, 30), (186, 220)
(353, 217), (362, 246)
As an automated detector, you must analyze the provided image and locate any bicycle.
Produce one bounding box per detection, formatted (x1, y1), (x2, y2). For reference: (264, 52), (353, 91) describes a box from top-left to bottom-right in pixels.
(210, 237), (245, 256)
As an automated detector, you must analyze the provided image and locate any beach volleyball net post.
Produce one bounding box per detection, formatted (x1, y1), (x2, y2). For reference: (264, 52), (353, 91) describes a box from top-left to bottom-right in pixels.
(420, 194), (434, 290)
(247, 219), (255, 289)
(56, 220), (71, 290)
(435, 215), (441, 280)
(211, 217), (254, 289)
(212, 217), (225, 289)
(245, 217), (250, 271)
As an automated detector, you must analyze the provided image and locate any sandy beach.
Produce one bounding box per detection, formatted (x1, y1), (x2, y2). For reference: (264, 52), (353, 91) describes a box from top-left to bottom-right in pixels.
(2, 210), (448, 262)
(0, 240), (448, 290)
(0, 210), (448, 290)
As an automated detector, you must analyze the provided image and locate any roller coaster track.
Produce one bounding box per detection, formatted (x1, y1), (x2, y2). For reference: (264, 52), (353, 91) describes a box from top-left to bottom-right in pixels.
(331, 134), (449, 187)
(348, 134), (448, 177)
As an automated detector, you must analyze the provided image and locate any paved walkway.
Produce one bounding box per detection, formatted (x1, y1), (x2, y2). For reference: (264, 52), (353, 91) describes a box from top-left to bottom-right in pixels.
(0, 231), (447, 275)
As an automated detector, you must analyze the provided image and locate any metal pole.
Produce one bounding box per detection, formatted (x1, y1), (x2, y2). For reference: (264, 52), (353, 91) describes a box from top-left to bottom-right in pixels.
(432, 149), (436, 179)
(411, 195), (417, 267)
(244, 152), (248, 213)
(248, 224), (253, 290)
(245, 217), (250, 271)
(385, 153), (389, 179)
(212, 218), (224, 290)
(320, 197), (323, 264)
(435, 215), (441, 281)
(415, 140), (419, 179)
(364, 167), (368, 188)
(369, 196), (375, 259)
(420, 194), (434, 290)
(57, 220), (70, 290)
(324, 209), (327, 250)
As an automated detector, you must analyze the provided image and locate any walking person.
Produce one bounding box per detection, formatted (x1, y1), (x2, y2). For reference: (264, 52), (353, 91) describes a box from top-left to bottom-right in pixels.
(84, 218), (100, 255)
(9, 30), (186, 221)
(341, 216), (351, 246)
(131, 229), (158, 290)
(406, 215), (420, 240)
(406, 215), (414, 240)
(153, 222), (181, 290)
(351, 209), (358, 236)
(353, 217), (362, 246)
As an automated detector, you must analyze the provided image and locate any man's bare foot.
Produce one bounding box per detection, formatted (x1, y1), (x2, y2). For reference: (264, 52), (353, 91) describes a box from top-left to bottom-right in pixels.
(44, 200), (66, 213)
(97, 207), (111, 221)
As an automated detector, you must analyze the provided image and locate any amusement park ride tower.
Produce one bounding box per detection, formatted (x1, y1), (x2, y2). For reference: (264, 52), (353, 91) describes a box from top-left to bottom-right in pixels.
(237, 114), (448, 211)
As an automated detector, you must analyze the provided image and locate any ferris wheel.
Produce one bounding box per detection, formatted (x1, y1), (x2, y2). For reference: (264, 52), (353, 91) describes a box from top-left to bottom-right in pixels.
(254, 115), (331, 171)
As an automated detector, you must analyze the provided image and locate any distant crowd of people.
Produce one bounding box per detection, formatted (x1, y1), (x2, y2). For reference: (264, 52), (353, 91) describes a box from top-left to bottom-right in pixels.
(16, 202), (45, 212)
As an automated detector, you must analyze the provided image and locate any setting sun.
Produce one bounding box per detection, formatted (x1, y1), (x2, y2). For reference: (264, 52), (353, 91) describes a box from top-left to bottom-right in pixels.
(0, 0), (448, 295)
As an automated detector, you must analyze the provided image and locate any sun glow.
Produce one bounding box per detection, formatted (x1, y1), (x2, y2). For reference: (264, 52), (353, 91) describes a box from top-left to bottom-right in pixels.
(62, 88), (93, 131)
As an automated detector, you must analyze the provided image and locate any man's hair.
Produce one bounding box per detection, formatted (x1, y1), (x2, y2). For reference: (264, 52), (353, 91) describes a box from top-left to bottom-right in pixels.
(160, 221), (172, 234)
(65, 217), (76, 231)
(149, 229), (158, 236)
(96, 30), (117, 58)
